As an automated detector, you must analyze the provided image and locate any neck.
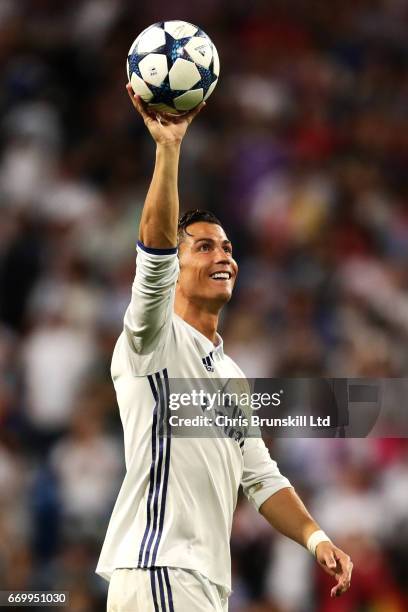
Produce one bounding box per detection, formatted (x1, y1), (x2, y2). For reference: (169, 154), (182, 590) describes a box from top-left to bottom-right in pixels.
(174, 293), (220, 344)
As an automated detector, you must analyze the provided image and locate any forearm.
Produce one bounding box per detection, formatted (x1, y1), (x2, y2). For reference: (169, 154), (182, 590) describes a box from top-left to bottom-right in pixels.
(259, 487), (320, 548)
(139, 142), (181, 248)
(260, 487), (353, 598)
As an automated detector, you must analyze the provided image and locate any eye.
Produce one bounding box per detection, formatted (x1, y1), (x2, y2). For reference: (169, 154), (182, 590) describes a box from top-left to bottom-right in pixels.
(224, 245), (232, 254)
(198, 243), (211, 251)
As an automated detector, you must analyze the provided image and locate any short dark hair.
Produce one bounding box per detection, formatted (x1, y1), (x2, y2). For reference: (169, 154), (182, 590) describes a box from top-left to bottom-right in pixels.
(177, 209), (222, 243)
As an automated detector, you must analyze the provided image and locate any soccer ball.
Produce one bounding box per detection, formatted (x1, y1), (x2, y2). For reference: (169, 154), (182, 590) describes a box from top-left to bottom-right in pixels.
(126, 20), (220, 114)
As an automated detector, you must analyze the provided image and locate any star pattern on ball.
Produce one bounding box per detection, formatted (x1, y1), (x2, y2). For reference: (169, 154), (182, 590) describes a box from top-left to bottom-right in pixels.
(196, 64), (217, 92)
(163, 32), (192, 63)
(148, 78), (188, 106)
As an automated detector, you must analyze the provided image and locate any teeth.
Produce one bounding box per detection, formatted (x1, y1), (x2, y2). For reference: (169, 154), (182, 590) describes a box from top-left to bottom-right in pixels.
(211, 272), (229, 279)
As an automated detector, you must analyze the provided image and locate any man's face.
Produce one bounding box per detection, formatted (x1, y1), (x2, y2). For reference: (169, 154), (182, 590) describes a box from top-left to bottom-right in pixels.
(177, 222), (238, 309)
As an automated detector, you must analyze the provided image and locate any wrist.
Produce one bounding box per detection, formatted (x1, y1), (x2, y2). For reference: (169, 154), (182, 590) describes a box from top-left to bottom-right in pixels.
(306, 530), (331, 556)
(156, 140), (182, 152)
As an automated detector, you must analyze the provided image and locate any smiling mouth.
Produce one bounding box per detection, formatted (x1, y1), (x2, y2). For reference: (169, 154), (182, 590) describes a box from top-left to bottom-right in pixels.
(209, 272), (232, 281)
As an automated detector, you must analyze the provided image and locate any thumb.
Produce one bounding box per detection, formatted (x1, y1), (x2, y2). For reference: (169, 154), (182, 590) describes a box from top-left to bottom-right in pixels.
(326, 553), (337, 569)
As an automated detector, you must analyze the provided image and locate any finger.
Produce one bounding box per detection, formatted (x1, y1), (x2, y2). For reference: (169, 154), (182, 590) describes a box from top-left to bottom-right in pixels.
(325, 552), (337, 571)
(334, 552), (352, 579)
(125, 85), (156, 121)
(126, 83), (137, 105)
(155, 107), (201, 124)
(330, 556), (353, 597)
(331, 574), (349, 597)
(330, 577), (351, 598)
(133, 95), (152, 119)
(158, 102), (206, 125)
(331, 584), (342, 598)
(184, 101), (206, 124)
(343, 558), (353, 585)
(155, 111), (184, 123)
(126, 85), (144, 114)
(318, 552), (338, 576)
(160, 101), (206, 123)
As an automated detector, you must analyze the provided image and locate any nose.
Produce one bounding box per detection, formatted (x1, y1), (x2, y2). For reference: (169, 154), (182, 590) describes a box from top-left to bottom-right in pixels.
(214, 248), (231, 264)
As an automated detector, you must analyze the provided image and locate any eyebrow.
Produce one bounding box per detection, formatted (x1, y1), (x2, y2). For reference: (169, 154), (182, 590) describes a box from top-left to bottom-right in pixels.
(194, 237), (232, 245)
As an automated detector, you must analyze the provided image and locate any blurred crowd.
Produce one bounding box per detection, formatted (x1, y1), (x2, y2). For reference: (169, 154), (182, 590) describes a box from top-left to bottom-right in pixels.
(0, 0), (408, 610)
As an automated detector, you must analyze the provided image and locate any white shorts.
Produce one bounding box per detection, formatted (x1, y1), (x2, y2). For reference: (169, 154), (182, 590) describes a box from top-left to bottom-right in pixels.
(107, 567), (229, 612)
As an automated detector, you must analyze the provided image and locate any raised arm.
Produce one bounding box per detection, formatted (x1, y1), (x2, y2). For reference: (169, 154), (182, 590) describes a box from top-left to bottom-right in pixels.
(126, 85), (204, 249)
(120, 87), (204, 372)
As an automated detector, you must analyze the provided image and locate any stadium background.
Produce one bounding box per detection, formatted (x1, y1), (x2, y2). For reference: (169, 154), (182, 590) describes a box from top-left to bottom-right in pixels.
(1, 0), (408, 610)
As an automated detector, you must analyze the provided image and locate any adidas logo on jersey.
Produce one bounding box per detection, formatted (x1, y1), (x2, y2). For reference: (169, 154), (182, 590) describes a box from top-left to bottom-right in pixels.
(202, 351), (215, 372)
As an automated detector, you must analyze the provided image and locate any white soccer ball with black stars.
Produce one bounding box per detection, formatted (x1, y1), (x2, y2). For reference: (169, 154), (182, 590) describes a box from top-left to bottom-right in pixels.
(126, 20), (220, 114)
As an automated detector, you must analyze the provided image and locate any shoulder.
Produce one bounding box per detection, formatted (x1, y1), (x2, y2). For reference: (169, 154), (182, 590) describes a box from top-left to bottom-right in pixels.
(112, 315), (180, 379)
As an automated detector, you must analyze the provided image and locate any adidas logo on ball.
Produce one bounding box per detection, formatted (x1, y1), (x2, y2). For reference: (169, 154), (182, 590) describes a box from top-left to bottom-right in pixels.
(195, 44), (208, 57)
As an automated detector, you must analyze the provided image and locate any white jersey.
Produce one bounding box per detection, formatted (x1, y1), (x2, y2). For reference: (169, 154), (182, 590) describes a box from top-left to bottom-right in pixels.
(96, 243), (291, 592)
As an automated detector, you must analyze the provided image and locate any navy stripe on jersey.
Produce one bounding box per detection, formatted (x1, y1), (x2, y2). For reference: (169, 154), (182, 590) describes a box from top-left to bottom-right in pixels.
(163, 568), (175, 612)
(152, 370), (172, 564)
(149, 569), (160, 612)
(149, 568), (173, 612)
(157, 568), (167, 611)
(143, 373), (166, 566)
(138, 369), (171, 569)
(137, 241), (178, 255)
(138, 375), (159, 567)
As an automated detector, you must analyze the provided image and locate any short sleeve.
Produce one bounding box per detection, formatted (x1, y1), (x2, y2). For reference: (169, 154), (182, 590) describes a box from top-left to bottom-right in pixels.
(241, 437), (292, 511)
